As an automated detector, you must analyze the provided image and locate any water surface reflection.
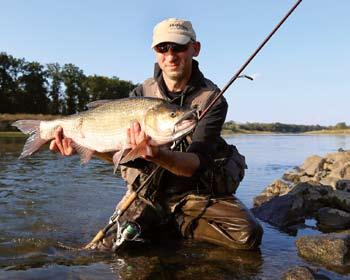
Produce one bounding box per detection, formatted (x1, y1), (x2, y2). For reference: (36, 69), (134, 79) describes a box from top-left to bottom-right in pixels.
(1, 135), (350, 279)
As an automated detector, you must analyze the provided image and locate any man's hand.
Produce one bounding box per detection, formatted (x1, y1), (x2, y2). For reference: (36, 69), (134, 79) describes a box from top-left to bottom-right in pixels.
(127, 121), (159, 159)
(49, 127), (75, 156)
(126, 121), (199, 177)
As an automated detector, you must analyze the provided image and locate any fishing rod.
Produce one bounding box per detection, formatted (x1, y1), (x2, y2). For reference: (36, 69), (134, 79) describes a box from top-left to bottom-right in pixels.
(84, 0), (303, 250)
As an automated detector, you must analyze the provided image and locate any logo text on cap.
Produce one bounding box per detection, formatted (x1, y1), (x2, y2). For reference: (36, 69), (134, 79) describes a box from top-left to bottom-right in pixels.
(169, 23), (189, 31)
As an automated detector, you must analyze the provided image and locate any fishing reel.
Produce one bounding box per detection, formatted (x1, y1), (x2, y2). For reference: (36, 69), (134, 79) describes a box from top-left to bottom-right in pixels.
(112, 221), (142, 251)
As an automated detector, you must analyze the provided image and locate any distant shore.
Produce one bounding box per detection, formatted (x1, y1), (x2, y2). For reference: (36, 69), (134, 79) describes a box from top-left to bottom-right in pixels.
(221, 129), (350, 135)
(1, 114), (350, 135)
(3, 130), (350, 139)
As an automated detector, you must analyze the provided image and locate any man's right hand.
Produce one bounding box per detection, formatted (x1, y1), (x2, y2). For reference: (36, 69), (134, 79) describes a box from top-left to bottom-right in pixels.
(49, 127), (75, 156)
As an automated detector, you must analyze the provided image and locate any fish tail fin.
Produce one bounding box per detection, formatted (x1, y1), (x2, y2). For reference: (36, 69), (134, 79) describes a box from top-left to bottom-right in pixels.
(12, 120), (47, 158)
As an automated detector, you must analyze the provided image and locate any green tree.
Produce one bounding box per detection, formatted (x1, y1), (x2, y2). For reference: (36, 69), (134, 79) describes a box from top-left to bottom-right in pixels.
(17, 61), (49, 113)
(334, 122), (347, 130)
(47, 63), (63, 114)
(61, 64), (87, 114)
(85, 75), (135, 102)
(0, 52), (24, 113)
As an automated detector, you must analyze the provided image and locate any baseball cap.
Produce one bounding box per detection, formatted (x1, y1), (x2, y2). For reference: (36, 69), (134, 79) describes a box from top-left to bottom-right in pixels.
(151, 18), (196, 48)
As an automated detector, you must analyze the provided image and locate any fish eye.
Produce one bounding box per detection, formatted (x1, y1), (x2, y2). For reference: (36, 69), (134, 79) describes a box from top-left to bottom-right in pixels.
(170, 112), (177, 118)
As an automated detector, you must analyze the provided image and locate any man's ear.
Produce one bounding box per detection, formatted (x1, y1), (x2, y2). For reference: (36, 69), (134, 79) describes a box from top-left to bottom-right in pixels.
(192, 41), (201, 57)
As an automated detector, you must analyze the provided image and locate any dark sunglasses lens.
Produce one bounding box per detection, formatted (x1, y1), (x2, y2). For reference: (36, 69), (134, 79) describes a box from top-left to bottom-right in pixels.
(155, 43), (189, 53)
(155, 44), (169, 53)
(172, 44), (188, 52)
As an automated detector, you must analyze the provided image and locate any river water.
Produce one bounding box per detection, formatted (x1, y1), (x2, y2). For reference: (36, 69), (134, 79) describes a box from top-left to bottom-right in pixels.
(1, 134), (350, 279)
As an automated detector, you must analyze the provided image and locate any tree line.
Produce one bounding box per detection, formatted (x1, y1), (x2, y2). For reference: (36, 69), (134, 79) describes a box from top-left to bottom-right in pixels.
(223, 121), (349, 133)
(0, 52), (136, 115)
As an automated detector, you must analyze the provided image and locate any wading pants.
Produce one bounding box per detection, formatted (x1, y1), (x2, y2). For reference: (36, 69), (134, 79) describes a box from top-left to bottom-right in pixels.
(172, 194), (263, 250)
(98, 191), (263, 251)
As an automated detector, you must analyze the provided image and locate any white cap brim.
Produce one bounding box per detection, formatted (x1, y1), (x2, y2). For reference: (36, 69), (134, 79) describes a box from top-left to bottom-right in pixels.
(151, 34), (191, 48)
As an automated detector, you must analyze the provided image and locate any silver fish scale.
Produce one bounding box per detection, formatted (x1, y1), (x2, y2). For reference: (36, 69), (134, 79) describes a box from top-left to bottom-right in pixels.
(42, 98), (166, 153)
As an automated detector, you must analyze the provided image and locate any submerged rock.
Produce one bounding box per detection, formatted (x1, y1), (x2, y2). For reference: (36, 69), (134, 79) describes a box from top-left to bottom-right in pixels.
(296, 231), (350, 268)
(316, 207), (350, 231)
(281, 266), (330, 280)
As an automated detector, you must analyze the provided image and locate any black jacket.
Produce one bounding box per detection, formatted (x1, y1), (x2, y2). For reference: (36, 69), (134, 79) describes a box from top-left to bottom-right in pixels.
(130, 60), (228, 176)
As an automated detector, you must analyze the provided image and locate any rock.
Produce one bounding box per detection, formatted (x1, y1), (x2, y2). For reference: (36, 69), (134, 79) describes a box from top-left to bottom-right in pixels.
(326, 190), (350, 212)
(284, 151), (350, 188)
(253, 195), (271, 208)
(319, 176), (338, 189)
(253, 180), (290, 207)
(342, 164), (350, 179)
(296, 231), (350, 267)
(252, 192), (305, 227)
(299, 175), (313, 183)
(281, 266), (330, 280)
(328, 159), (350, 179)
(324, 151), (350, 163)
(252, 183), (332, 228)
(336, 180), (350, 192)
(323, 162), (332, 171)
(282, 171), (301, 183)
(301, 155), (324, 176)
(315, 207), (350, 230)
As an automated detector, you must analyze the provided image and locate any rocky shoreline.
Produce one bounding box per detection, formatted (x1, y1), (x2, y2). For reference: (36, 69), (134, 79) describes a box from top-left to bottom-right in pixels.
(252, 150), (350, 278)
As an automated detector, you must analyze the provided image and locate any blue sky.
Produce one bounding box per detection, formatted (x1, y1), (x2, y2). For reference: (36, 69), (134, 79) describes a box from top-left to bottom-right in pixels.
(1, 0), (349, 125)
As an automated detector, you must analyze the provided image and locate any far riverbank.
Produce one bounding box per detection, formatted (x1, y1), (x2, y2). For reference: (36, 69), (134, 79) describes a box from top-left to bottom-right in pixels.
(2, 114), (350, 135)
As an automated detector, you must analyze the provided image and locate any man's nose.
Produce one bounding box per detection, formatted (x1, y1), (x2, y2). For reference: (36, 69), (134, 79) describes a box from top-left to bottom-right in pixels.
(165, 49), (178, 60)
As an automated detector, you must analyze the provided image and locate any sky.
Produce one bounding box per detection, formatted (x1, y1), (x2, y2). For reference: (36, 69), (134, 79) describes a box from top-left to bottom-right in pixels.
(1, 0), (349, 126)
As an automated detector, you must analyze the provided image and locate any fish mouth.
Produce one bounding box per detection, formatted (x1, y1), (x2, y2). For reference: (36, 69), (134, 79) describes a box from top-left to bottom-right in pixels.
(147, 109), (197, 145)
(173, 109), (197, 135)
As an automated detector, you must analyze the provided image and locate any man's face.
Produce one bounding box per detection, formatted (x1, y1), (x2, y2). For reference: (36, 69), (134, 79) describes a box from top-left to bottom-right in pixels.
(154, 41), (200, 83)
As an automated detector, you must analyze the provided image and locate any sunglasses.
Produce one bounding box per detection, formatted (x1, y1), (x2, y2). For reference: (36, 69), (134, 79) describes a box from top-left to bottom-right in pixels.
(154, 42), (190, 54)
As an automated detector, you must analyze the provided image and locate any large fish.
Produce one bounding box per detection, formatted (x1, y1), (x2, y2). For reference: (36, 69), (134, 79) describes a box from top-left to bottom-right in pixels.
(12, 97), (197, 169)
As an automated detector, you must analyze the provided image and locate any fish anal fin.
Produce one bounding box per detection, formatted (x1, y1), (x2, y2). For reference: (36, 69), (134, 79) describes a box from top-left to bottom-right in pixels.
(119, 139), (150, 165)
(71, 142), (94, 164)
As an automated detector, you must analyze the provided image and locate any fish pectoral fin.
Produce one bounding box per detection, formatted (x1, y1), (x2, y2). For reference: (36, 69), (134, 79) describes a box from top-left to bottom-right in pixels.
(119, 139), (150, 165)
(71, 142), (94, 164)
(112, 150), (124, 173)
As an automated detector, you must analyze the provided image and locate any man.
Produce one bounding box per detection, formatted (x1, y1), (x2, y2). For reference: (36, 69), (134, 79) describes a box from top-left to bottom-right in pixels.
(50, 18), (263, 250)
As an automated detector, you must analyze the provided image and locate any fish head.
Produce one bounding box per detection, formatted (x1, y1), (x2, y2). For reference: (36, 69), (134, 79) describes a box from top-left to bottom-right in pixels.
(144, 103), (197, 145)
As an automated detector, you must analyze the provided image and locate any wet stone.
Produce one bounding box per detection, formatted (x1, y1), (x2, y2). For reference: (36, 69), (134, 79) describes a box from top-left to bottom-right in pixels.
(252, 194), (305, 228)
(315, 207), (350, 231)
(336, 180), (350, 192)
(281, 266), (330, 280)
(296, 231), (350, 268)
(253, 179), (290, 207)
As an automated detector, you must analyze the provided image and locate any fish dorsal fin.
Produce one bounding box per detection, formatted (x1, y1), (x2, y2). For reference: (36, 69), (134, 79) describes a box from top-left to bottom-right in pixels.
(86, 99), (114, 110)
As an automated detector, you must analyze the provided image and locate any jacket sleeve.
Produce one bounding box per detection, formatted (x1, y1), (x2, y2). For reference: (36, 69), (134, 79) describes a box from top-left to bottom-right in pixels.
(187, 96), (228, 174)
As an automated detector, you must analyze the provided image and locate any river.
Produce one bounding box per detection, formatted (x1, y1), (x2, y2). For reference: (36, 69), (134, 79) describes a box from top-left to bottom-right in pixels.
(0, 134), (350, 279)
